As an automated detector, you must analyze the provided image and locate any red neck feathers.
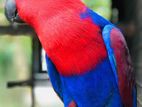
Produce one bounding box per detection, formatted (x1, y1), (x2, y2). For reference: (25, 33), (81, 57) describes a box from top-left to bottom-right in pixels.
(16, 0), (107, 76)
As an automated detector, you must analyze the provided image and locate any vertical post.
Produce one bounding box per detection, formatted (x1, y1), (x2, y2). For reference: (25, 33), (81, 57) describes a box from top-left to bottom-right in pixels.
(31, 34), (41, 107)
(133, 0), (142, 106)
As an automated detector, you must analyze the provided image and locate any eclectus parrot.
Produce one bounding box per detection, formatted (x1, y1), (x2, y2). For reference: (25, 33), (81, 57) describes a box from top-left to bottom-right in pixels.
(5, 0), (137, 107)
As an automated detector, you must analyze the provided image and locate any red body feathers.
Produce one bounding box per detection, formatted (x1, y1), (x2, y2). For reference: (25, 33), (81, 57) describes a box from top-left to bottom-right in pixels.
(16, 0), (107, 76)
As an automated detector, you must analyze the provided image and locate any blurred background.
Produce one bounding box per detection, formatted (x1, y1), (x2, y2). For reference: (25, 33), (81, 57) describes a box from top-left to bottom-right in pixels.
(0, 0), (142, 107)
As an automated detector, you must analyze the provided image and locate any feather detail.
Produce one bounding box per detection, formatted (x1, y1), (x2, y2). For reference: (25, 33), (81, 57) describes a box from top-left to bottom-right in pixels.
(102, 25), (136, 107)
(68, 101), (77, 107)
(43, 17), (107, 76)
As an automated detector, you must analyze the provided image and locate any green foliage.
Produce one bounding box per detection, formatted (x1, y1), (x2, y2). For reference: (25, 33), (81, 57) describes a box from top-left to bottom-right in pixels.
(0, 0), (10, 25)
(0, 36), (32, 75)
(82, 0), (112, 19)
(0, 35), (32, 107)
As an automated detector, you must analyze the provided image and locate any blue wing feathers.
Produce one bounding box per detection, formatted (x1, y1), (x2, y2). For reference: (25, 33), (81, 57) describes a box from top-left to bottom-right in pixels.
(46, 55), (122, 107)
(80, 8), (111, 28)
(61, 58), (122, 107)
(102, 25), (136, 107)
(102, 25), (119, 85)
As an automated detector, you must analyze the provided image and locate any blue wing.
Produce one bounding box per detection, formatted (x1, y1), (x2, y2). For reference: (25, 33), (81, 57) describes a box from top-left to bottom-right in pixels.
(102, 25), (119, 85)
(80, 8), (111, 28)
(102, 25), (136, 107)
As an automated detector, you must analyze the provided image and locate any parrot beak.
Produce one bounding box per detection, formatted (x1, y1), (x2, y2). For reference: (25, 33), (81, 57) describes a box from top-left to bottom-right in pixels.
(5, 0), (24, 23)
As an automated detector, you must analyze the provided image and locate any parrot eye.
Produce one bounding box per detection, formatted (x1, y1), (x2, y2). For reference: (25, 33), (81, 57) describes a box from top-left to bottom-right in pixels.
(5, 0), (24, 23)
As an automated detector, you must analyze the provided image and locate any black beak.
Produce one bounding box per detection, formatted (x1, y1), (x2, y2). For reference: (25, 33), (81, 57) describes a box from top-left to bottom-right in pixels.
(5, 0), (24, 23)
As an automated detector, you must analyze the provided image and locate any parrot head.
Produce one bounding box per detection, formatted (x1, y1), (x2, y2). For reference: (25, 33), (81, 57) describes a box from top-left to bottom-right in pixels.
(5, 0), (23, 23)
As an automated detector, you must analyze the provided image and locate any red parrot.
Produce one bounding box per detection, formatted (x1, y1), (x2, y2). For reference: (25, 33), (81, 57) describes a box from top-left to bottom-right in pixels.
(5, 0), (136, 107)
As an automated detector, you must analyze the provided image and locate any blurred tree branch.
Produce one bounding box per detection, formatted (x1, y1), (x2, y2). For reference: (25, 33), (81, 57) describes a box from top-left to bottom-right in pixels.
(0, 25), (34, 35)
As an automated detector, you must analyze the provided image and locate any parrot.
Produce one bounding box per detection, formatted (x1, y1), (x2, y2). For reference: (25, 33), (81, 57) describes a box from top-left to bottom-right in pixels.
(5, 0), (137, 107)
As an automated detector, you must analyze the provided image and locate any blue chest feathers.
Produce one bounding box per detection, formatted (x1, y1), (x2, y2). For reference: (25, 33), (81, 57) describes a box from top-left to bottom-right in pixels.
(61, 57), (123, 107)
